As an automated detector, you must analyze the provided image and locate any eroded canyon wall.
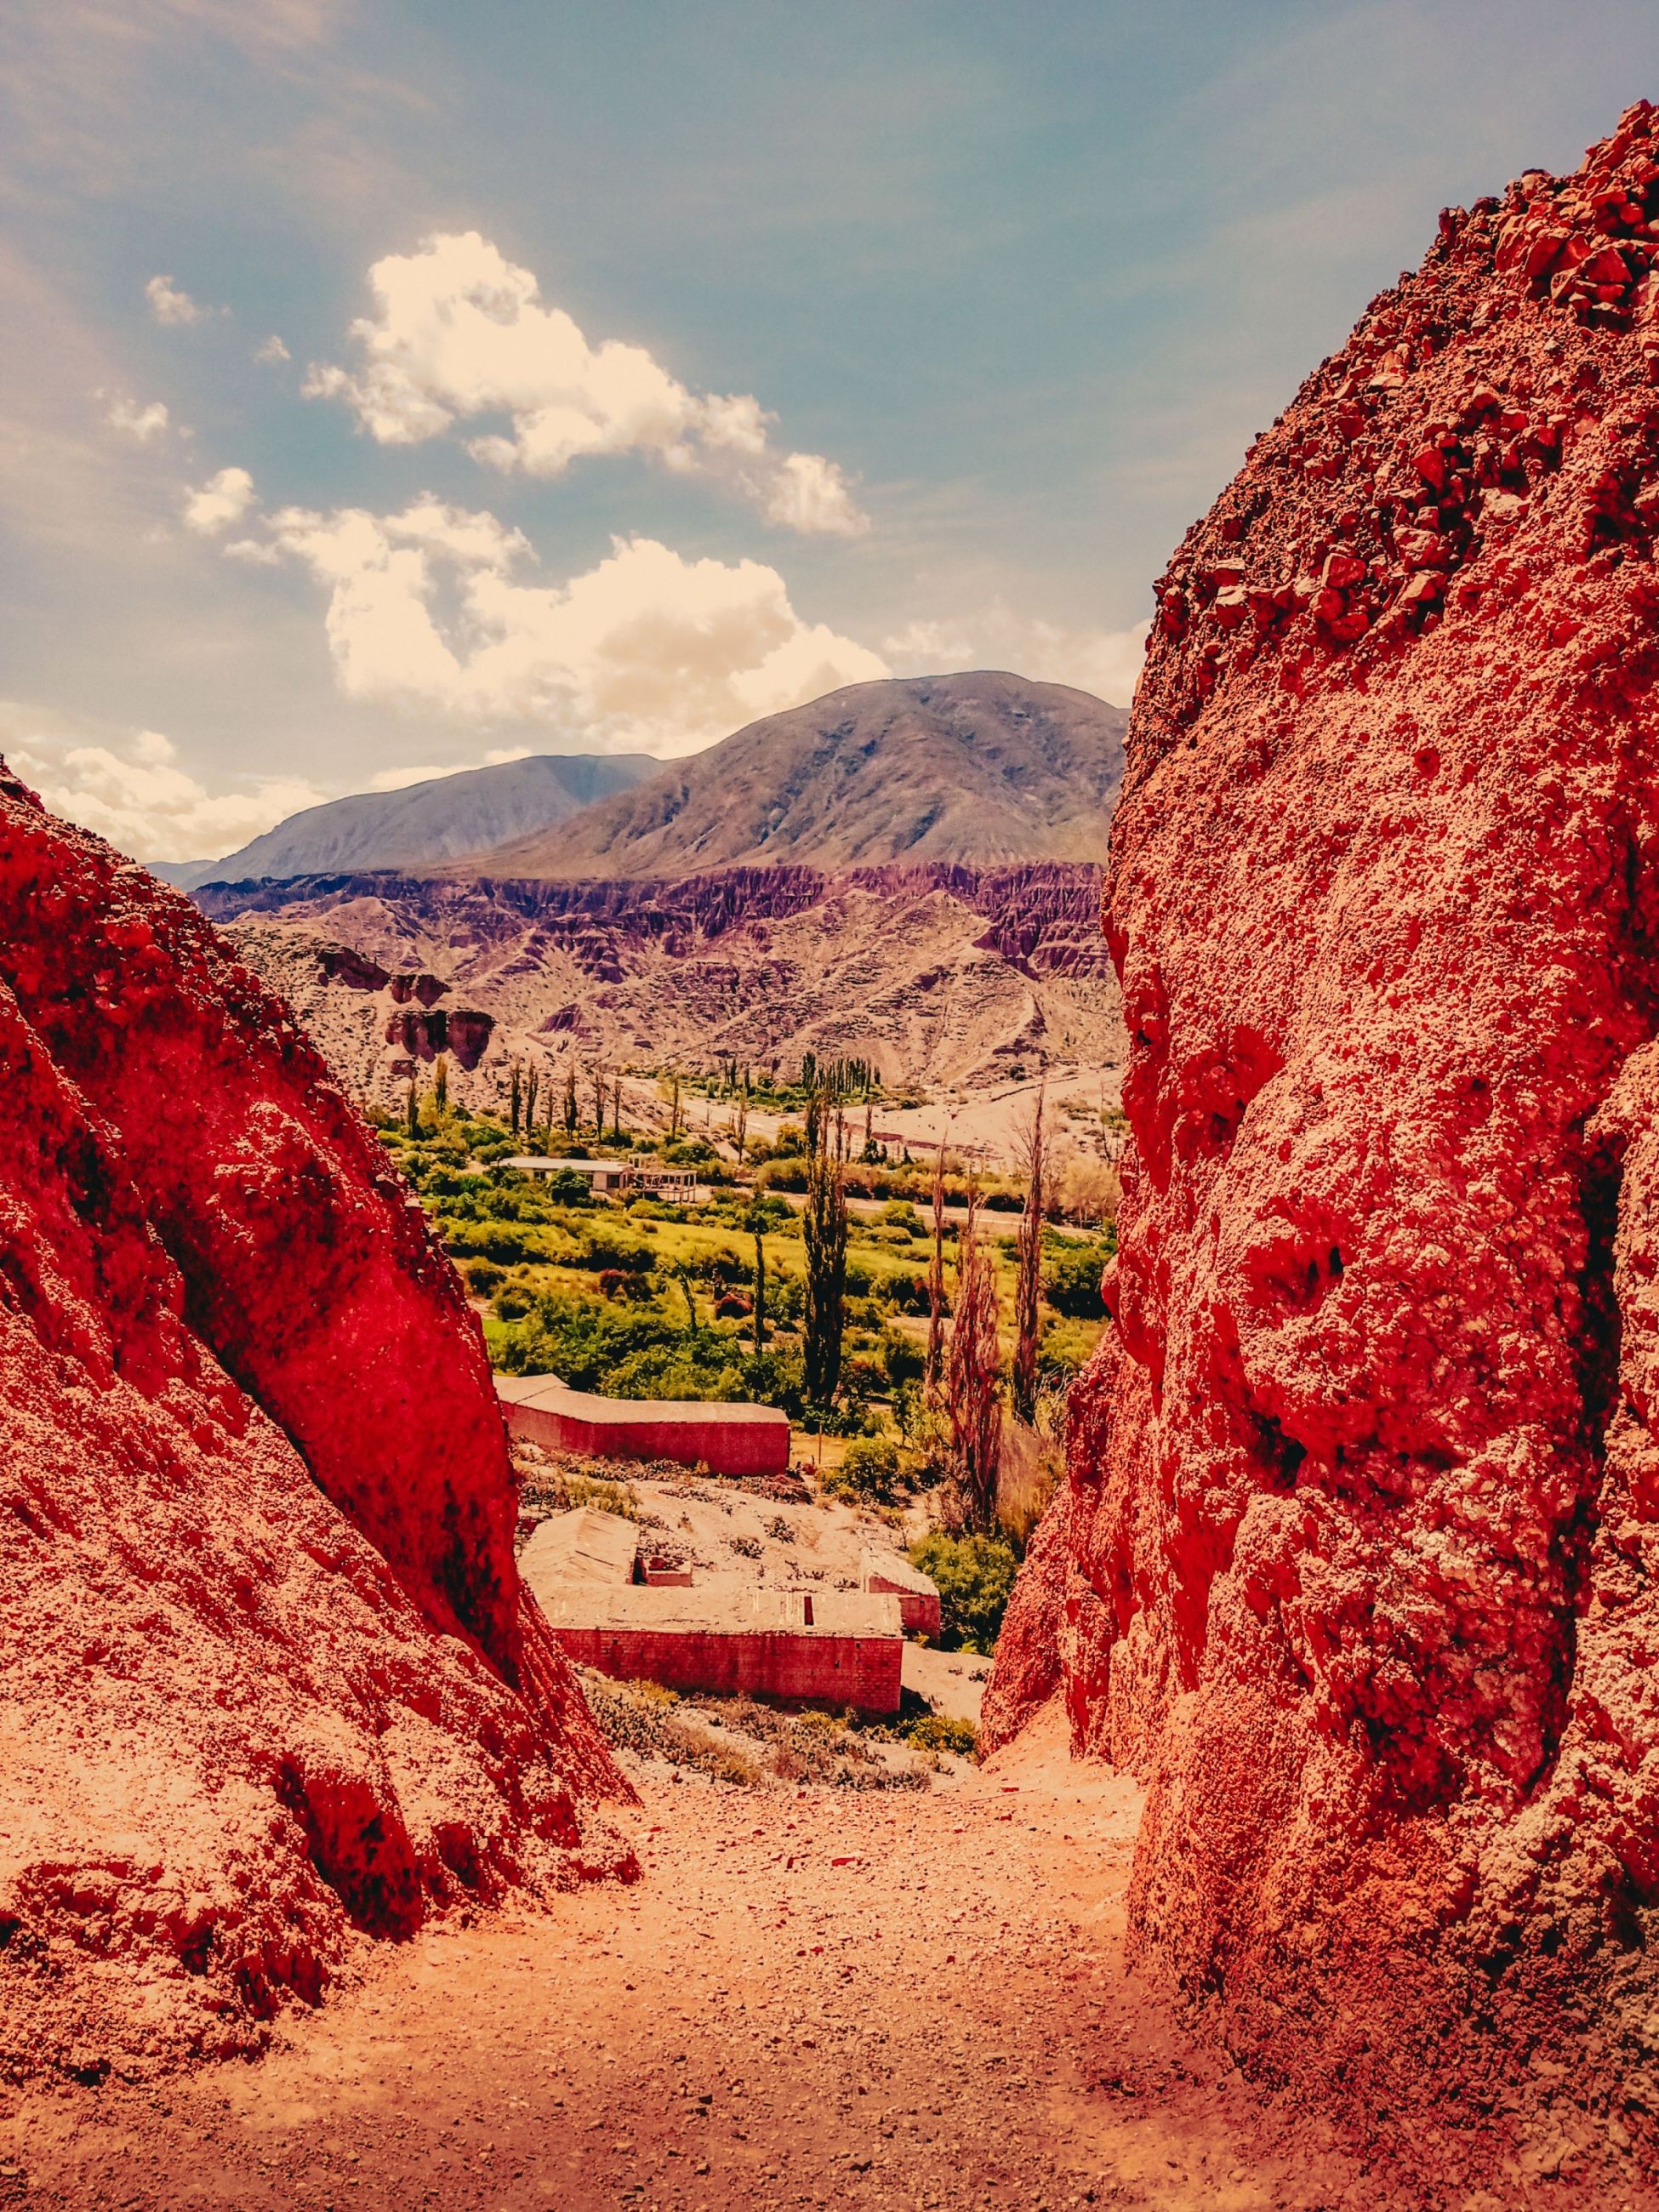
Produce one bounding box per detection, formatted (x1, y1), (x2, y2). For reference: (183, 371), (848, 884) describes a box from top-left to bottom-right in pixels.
(0, 767), (629, 2082)
(988, 103), (1659, 2155)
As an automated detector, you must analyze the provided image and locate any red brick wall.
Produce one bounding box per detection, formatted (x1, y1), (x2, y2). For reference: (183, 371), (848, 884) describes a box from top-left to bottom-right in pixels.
(866, 1576), (942, 1639)
(505, 1400), (790, 1479)
(549, 1626), (902, 1713)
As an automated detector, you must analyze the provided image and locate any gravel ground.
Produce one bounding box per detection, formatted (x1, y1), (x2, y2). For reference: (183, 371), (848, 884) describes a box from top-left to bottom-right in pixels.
(0, 1703), (1380, 2212)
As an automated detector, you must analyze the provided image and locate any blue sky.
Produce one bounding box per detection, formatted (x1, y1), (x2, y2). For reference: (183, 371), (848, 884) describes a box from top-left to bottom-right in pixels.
(3, 0), (1657, 859)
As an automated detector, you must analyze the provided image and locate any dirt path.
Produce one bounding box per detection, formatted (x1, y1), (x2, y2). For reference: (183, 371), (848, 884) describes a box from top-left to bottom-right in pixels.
(2, 1708), (1365, 2212)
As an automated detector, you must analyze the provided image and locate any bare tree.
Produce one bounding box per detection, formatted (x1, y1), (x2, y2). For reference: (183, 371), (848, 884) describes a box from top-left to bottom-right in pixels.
(734, 1076), (749, 1163)
(944, 1177), (1002, 1534)
(1012, 1086), (1046, 1426)
(802, 1087), (847, 1410)
(591, 1060), (607, 1134)
(669, 1071), (683, 1143)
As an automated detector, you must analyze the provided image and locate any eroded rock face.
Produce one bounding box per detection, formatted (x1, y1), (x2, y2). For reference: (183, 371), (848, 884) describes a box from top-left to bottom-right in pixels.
(988, 103), (1659, 2159)
(0, 769), (629, 2082)
(214, 862), (1122, 1103)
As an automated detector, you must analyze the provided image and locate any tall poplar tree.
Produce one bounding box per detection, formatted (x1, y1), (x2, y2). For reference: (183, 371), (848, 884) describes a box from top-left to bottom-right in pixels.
(1012, 1087), (1047, 1426)
(802, 1087), (847, 1410)
(945, 1178), (1002, 1534)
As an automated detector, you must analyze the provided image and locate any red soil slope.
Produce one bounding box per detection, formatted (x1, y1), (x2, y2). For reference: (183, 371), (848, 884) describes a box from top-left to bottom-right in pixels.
(988, 102), (1659, 2166)
(0, 766), (630, 2085)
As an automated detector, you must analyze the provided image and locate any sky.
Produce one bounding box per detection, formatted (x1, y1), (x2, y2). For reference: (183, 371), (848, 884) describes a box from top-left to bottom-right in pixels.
(3, 2), (1659, 863)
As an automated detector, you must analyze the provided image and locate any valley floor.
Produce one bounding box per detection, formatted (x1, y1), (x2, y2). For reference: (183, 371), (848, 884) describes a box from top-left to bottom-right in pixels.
(0, 1705), (1381, 2212)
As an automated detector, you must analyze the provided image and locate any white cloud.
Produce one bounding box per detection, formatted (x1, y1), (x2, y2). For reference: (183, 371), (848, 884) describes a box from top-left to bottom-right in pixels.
(763, 451), (864, 537)
(260, 497), (887, 754)
(145, 274), (218, 326)
(3, 715), (325, 865)
(306, 231), (868, 535)
(222, 535), (282, 565)
(255, 334), (291, 362)
(883, 609), (1149, 708)
(105, 395), (170, 442)
(183, 465), (256, 535)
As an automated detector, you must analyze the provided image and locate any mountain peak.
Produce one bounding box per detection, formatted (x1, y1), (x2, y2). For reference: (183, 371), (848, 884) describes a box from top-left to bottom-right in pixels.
(472, 673), (1126, 879)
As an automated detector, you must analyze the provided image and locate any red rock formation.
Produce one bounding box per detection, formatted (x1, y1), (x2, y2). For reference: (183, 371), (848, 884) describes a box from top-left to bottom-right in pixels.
(987, 105), (1659, 2174)
(0, 767), (630, 2083)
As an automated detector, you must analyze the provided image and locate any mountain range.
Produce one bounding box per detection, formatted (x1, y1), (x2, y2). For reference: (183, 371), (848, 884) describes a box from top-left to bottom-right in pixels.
(482, 673), (1127, 879)
(175, 670), (1129, 1105)
(156, 750), (658, 892)
(172, 673), (1126, 889)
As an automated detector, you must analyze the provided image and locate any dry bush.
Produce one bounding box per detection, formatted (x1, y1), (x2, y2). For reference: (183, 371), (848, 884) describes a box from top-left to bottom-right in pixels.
(996, 1386), (1068, 1549)
(575, 1673), (926, 1792)
(1054, 1154), (1121, 1227)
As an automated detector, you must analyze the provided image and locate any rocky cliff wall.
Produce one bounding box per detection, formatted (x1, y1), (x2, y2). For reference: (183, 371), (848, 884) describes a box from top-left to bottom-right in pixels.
(208, 861), (1124, 1105)
(0, 767), (629, 2083)
(197, 860), (1113, 980)
(987, 102), (1659, 2175)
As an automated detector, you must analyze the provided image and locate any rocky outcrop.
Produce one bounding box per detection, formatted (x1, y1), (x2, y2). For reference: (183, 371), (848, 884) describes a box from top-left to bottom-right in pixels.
(211, 864), (1123, 1103)
(989, 104), (1659, 2178)
(0, 766), (629, 2083)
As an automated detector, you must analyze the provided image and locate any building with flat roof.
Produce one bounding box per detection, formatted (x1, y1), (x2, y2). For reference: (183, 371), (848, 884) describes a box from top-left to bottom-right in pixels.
(498, 1373), (790, 1479)
(501, 1155), (698, 1202)
(518, 1509), (904, 1713)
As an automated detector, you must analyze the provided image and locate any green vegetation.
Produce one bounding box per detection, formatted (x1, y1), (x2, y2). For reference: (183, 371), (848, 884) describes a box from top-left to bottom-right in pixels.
(822, 1433), (910, 1505)
(909, 1532), (1021, 1654)
(1042, 1228), (1115, 1318)
(376, 1088), (1111, 1438)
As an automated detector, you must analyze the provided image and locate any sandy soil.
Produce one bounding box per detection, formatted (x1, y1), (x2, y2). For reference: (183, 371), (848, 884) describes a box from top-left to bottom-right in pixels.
(0, 1702), (1385, 2212)
(717, 1067), (1119, 1177)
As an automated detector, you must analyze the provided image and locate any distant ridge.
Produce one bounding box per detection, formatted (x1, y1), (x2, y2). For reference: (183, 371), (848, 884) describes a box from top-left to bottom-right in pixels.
(472, 673), (1127, 880)
(155, 750), (658, 892)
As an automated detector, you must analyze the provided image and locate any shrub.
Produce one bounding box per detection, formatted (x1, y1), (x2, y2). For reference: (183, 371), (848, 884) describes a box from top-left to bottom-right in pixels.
(464, 1257), (505, 1296)
(824, 1434), (907, 1505)
(880, 1330), (925, 1388)
(903, 1713), (978, 1759)
(572, 1227), (655, 1273)
(1043, 1237), (1110, 1319)
(908, 1532), (1019, 1653)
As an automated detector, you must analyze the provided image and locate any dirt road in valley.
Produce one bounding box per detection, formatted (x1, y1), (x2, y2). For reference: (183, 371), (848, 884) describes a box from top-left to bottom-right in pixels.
(2, 1707), (1365, 2212)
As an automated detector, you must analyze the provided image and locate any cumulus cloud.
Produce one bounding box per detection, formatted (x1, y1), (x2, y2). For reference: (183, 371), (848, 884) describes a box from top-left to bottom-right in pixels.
(145, 274), (218, 326)
(883, 610), (1150, 708)
(183, 465), (256, 535)
(259, 496), (887, 753)
(3, 715), (325, 864)
(105, 395), (170, 442)
(305, 231), (867, 535)
(255, 334), (291, 362)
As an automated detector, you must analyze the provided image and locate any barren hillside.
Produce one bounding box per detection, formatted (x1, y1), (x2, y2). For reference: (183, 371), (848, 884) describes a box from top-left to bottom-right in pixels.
(479, 673), (1127, 879)
(210, 861), (1125, 1104)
